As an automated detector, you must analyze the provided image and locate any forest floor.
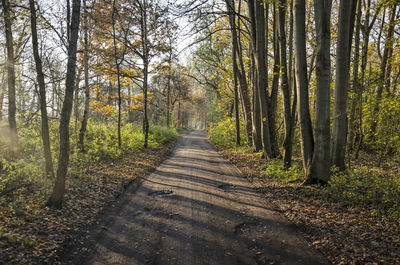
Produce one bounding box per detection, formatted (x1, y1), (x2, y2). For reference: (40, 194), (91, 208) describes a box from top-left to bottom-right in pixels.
(0, 140), (176, 264)
(217, 148), (400, 265)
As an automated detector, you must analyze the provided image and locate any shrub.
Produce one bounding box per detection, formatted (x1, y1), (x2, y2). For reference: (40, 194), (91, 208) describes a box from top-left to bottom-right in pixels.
(0, 120), (178, 199)
(208, 117), (247, 148)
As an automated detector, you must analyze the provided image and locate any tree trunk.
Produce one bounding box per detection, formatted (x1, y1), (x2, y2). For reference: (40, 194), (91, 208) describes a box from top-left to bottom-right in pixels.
(78, 0), (90, 152)
(347, 0), (362, 156)
(278, 0), (294, 169)
(112, 0), (122, 148)
(142, 0), (149, 148)
(73, 71), (81, 129)
(226, 0), (240, 145)
(269, 2), (281, 158)
(331, 0), (357, 170)
(166, 46), (172, 128)
(235, 5), (252, 144)
(306, 0), (332, 184)
(1, 0), (18, 153)
(248, 4), (262, 152)
(251, 57), (262, 151)
(0, 69), (5, 120)
(294, 0), (313, 175)
(47, 0), (81, 208)
(29, 0), (54, 177)
(354, 0), (375, 158)
(250, 0), (272, 158)
(67, 0), (71, 42)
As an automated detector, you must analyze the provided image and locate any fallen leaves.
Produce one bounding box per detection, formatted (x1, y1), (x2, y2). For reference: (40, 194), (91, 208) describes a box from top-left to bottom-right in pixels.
(0, 142), (176, 264)
(218, 148), (400, 265)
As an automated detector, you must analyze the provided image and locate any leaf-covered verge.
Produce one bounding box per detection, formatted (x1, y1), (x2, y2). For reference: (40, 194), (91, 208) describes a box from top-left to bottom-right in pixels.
(0, 121), (178, 264)
(209, 129), (400, 265)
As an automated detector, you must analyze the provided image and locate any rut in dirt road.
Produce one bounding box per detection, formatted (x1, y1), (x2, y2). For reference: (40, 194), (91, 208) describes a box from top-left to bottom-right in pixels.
(70, 131), (330, 265)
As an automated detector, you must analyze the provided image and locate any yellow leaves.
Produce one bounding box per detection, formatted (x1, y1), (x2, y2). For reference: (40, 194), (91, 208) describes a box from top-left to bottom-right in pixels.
(89, 92), (153, 115)
(90, 100), (116, 115)
(127, 104), (143, 111)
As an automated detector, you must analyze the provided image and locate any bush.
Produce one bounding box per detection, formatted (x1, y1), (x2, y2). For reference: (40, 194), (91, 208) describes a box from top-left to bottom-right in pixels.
(319, 168), (400, 222)
(208, 117), (247, 148)
(0, 120), (178, 197)
(259, 160), (302, 182)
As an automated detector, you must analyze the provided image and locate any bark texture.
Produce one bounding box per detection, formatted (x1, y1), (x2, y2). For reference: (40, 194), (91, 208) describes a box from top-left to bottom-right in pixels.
(47, 0), (81, 208)
(294, 0), (313, 175)
(278, 0), (295, 169)
(1, 0), (18, 152)
(251, 0), (272, 158)
(331, 0), (357, 170)
(29, 0), (54, 177)
(306, 0), (332, 184)
(78, 0), (90, 152)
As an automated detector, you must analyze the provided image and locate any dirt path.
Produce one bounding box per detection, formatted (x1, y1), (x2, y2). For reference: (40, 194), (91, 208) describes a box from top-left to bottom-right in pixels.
(70, 131), (330, 265)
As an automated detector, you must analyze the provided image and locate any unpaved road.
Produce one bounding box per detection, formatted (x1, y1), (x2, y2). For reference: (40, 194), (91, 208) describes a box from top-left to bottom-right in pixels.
(71, 131), (329, 265)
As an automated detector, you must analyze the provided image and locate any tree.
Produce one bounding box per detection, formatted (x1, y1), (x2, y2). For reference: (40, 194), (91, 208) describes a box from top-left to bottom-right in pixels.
(29, 0), (54, 177)
(1, 0), (18, 153)
(347, 0), (362, 158)
(369, 2), (398, 139)
(294, 0), (313, 176)
(226, 0), (240, 145)
(278, 0), (296, 169)
(78, 0), (90, 152)
(269, 2), (281, 158)
(120, 0), (171, 148)
(249, 0), (272, 158)
(331, 0), (357, 171)
(305, 0), (332, 184)
(112, 0), (123, 148)
(226, 0), (252, 145)
(47, 0), (81, 208)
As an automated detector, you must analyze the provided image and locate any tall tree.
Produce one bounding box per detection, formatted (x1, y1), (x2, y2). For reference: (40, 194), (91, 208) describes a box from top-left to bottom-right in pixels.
(306, 0), (332, 184)
(235, 1), (253, 145)
(226, 0), (240, 145)
(1, 0), (18, 153)
(268, 2), (281, 158)
(47, 0), (81, 208)
(347, 0), (362, 157)
(278, 0), (296, 169)
(141, 0), (150, 148)
(294, 0), (313, 175)
(331, 0), (357, 170)
(78, 0), (90, 152)
(249, 0), (272, 158)
(29, 0), (54, 177)
(112, 0), (122, 148)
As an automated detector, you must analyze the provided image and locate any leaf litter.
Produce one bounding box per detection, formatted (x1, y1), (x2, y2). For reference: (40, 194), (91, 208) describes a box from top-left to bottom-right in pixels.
(0, 142), (176, 264)
(218, 148), (400, 265)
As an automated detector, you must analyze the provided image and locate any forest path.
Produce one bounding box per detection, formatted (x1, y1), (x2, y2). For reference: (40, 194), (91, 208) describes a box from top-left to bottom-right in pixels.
(72, 131), (329, 265)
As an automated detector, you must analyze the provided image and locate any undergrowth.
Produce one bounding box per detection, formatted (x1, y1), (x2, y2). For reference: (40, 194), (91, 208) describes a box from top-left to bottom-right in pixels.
(208, 122), (400, 224)
(0, 120), (178, 201)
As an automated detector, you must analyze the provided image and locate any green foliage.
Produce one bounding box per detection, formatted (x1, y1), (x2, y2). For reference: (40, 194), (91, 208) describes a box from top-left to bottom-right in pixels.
(319, 168), (400, 222)
(208, 117), (247, 148)
(207, 101), (247, 148)
(0, 120), (178, 196)
(259, 161), (302, 182)
(148, 125), (179, 148)
(363, 93), (400, 154)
